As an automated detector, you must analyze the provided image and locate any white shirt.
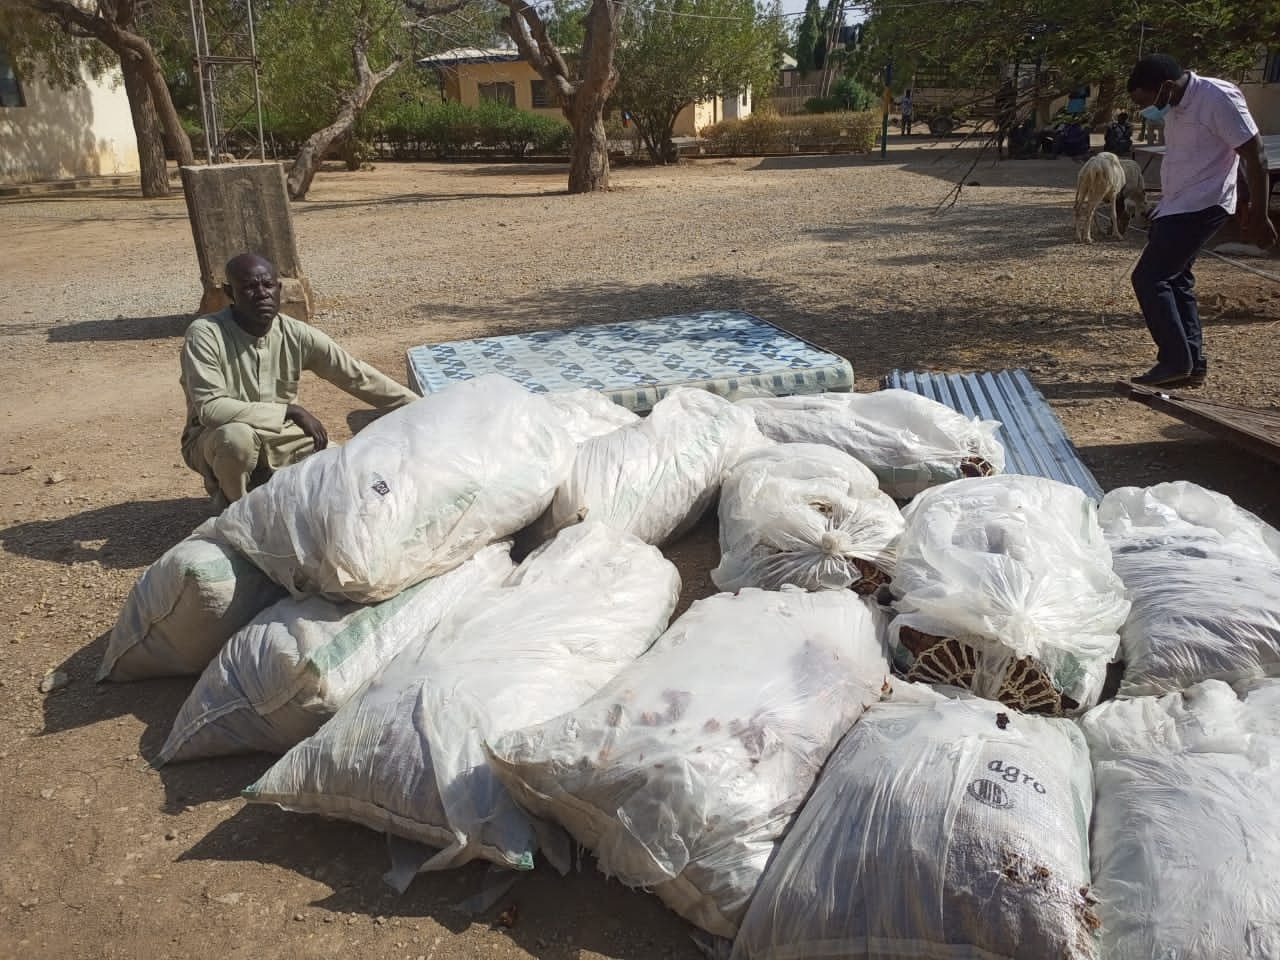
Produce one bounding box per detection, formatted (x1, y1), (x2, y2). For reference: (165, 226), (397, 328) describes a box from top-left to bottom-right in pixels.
(1158, 72), (1259, 217)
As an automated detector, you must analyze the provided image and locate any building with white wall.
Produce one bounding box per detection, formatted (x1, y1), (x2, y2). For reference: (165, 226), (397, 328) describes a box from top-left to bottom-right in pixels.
(0, 49), (140, 184)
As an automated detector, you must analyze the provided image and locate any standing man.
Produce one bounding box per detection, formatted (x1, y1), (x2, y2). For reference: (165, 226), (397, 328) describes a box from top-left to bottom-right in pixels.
(180, 252), (419, 507)
(899, 89), (914, 136)
(1127, 54), (1276, 387)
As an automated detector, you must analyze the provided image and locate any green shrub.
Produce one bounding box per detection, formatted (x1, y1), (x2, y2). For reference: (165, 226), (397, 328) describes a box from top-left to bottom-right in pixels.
(700, 110), (879, 155)
(804, 96), (843, 114)
(832, 76), (875, 112)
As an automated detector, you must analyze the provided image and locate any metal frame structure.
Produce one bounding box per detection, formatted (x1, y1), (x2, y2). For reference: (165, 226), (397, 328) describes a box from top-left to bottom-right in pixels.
(188, 0), (266, 162)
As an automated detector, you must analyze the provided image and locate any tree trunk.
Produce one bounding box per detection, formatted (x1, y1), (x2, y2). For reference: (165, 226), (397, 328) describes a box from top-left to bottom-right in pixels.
(26, 2), (195, 172)
(1092, 75), (1118, 132)
(131, 40), (195, 166)
(119, 52), (169, 196)
(286, 43), (400, 200)
(567, 102), (610, 193)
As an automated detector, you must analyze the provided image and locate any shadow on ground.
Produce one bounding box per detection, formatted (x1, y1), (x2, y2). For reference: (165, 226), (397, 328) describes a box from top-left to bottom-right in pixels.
(404, 271), (1148, 378)
(1078, 433), (1280, 525)
(180, 805), (702, 958)
(47, 312), (193, 343)
(295, 190), (556, 213)
(0, 497), (211, 568)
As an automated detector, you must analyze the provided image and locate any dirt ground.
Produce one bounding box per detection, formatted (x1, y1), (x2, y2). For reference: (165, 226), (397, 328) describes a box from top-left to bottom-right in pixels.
(2, 142), (1279, 960)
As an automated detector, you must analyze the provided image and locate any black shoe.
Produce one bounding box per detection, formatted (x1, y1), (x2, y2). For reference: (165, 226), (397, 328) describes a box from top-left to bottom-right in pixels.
(1183, 370), (1206, 388)
(1131, 368), (1192, 387)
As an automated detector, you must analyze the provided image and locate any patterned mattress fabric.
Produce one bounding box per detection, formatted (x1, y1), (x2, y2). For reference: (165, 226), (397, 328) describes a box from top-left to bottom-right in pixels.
(405, 310), (854, 413)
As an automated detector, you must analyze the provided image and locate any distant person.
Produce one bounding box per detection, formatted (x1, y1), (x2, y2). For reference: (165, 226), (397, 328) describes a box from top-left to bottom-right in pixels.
(1126, 54), (1276, 387)
(1066, 84), (1090, 118)
(1104, 111), (1134, 156)
(899, 89), (914, 135)
(995, 79), (1018, 157)
(180, 253), (418, 508)
(1054, 121), (1090, 159)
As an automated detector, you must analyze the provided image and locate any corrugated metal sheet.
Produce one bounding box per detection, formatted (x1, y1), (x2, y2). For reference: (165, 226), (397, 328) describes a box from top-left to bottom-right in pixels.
(883, 369), (1103, 501)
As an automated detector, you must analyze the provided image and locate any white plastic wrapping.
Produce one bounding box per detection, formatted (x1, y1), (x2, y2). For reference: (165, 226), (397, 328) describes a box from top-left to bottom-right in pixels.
(1099, 481), (1280, 695)
(712, 443), (904, 593)
(732, 696), (1098, 960)
(486, 587), (891, 938)
(888, 475), (1129, 713)
(98, 520), (286, 682)
(156, 544), (515, 765)
(243, 522), (680, 873)
(543, 388), (639, 444)
(737, 389), (1005, 499)
(534, 387), (768, 546)
(1082, 679), (1280, 960)
(215, 374), (574, 603)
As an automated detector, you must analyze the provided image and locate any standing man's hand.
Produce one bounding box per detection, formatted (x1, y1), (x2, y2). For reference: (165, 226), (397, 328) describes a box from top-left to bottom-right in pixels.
(286, 403), (329, 450)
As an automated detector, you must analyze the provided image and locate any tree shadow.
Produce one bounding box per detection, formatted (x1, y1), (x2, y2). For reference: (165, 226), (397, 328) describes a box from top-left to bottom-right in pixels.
(47, 312), (193, 343)
(179, 805), (702, 958)
(454, 162), (572, 178)
(0, 497), (211, 569)
(803, 199), (1098, 264)
(295, 190), (555, 213)
(1077, 435), (1280, 525)
(402, 271), (1138, 384)
(747, 154), (878, 172)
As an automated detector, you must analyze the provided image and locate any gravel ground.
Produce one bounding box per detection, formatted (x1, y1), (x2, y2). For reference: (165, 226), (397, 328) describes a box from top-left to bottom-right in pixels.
(1, 143), (1279, 959)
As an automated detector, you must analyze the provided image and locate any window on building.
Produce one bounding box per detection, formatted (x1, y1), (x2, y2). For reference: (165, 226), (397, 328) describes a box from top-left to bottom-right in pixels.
(531, 78), (552, 108)
(478, 81), (516, 107)
(0, 49), (25, 108)
(1265, 49), (1280, 84)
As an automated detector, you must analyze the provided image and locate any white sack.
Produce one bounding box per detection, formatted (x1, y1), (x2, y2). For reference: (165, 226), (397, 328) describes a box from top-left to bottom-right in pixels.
(543, 388), (639, 444)
(156, 543), (514, 765)
(889, 475), (1129, 713)
(535, 387), (768, 546)
(99, 520), (286, 682)
(215, 374), (574, 603)
(244, 522), (680, 873)
(732, 696), (1098, 960)
(738, 389), (1005, 499)
(712, 443), (903, 593)
(1082, 679), (1280, 960)
(1099, 481), (1280, 695)
(486, 587), (891, 938)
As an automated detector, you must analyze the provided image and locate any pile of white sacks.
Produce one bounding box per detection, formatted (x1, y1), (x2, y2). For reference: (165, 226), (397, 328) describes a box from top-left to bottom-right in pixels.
(103, 373), (1280, 959)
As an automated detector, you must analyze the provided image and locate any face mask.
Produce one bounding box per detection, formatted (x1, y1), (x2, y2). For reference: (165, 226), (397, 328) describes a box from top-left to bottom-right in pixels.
(1139, 81), (1172, 122)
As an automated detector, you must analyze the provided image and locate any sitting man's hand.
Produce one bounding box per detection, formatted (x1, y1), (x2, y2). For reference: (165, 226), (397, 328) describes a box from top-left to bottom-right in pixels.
(286, 403), (329, 450)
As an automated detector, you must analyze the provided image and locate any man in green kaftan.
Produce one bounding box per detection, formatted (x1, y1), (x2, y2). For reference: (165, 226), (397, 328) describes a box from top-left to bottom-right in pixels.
(180, 253), (417, 507)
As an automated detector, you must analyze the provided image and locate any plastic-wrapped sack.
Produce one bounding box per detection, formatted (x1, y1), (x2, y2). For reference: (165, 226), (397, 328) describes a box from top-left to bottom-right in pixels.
(486, 587), (890, 938)
(732, 696), (1098, 960)
(543, 388), (639, 444)
(98, 520), (286, 682)
(533, 388), (768, 546)
(711, 443), (904, 593)
(155, 543), (514, 765)
(738, 389), (1005, 499)
(1082, 679), (1280, 960)
(888, 475), (1129, 714)
(1099, 482), (1280, 696)
(243, 522), (680, 875)
(215, 374), (574, 603)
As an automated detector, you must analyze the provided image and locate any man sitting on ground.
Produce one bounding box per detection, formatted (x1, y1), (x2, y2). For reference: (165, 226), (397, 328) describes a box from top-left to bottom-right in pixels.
(1104, 112), (1134, 156)
(180, 252), (418, 507)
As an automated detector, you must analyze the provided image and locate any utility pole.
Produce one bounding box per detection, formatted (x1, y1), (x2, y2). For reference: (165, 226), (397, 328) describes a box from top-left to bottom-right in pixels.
(880, 59), (892, 159)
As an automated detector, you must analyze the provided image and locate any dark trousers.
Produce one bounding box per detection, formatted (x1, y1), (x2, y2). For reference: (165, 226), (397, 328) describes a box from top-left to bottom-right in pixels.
(1131, 205), (1229, 375)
